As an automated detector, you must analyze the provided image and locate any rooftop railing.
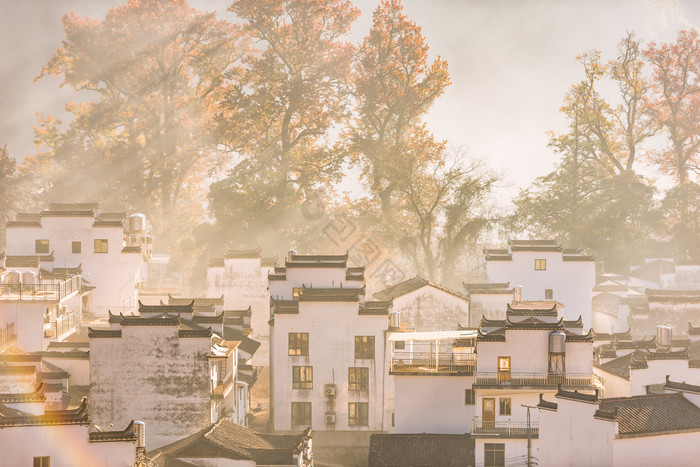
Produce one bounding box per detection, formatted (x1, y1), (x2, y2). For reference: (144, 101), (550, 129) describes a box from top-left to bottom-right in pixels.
(0, 276), (81, 301)
(474, 372), (599, 387)
(472, 419), (539, 437)
(390, 351), (476, 375)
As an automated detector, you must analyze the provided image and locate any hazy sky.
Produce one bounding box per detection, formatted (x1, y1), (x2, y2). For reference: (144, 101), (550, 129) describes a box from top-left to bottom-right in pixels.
(1, 0), (698, 197)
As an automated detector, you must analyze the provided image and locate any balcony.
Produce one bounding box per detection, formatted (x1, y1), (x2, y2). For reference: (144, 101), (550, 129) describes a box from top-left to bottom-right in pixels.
(0, 276), (82, 302)
(472, 419), (539, 438)
(390, 351), (476, 375)
(44, 311), (76, 339)
(211, 371), (233, 399)
(474, 372), (601, 388)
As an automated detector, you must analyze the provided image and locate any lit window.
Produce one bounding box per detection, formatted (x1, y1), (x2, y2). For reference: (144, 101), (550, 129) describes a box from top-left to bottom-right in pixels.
(348, 367), (369, 391)
(33, 457), (50, 467)
(465, 389), (475, 405)
(94, 239), (108, 253)
(484, 443), (505, 467)
(348, 402), (369, 426)
(291, 402), (311, 426)
(355, 336), (375, 359)
(293, 287), (302, 299)
(498, 356), (511, 383)
(72, 241), (81, 254)
(288, 333), (309, 356)
(292, 366), (313, 389)
(35, 240), (49, 254)
(545, 288), (553, 300)
(535, 259), (546, 270)
(394, 340), (405, 350)
(499, 398), (511, 415)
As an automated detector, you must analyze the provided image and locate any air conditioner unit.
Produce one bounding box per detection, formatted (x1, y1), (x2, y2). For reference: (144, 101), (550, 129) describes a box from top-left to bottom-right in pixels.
(325, 412), (336, 423)
(324, 384), (336, 397)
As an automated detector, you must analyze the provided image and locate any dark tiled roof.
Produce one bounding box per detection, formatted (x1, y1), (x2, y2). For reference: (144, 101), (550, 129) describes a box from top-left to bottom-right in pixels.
(555, 388), (599, 404)
(537, 393), (558, 411)
(224, 245), (262, 259)
(138, 300), (194, 314)
(46, 341), (89, 350)
(272, 300), (299, 314)
(149, 418), (310, 465)
(373, 276), (469, 302)
(121, 245), (141, 253)
(600, 393), (700, 437)
(368, 433), (473, 467)
(89, 420), (138, 443)
(592, 328), (632, 341)
(88, 328), (122, 338)
(359, 300), (392, 315)
(208, 258), (225, 268)
(689, 323), (700, 336)
(566, 331), (593, 342)
(168, 295), (224, 307)
(646, 289), (700, 303)
(297, 286), (365, 302)
(38, 350), (89, 360)
(191, 313), (224, 325)
(41, 360), (69, 379)
(665, 375), (700, 394)
(261, 256), (278, 267)
(0, 397), (89, 427)
(0, 382), (46, 403)
(506, 303), (558, 316)
(223, 327), (260, 355)
(596, 353), (633, 380)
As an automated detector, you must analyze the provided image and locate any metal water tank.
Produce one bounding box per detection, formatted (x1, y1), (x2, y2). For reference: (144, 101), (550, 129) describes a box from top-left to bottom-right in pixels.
(287, 249), (297, 262)
(389, 310), (400, 329)
(22, 271), (36, 286)
(513, 285), (523, 301)
(134, 421), (146, 449)
(549, 330), (566, 353)
(656, 325), (672, 348)
(129, 213), (146, 232)
(7, 271), (21, 285)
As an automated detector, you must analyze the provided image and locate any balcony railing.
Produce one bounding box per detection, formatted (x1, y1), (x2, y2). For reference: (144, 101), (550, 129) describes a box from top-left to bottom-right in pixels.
(0, 323), (16, 348)
(0, 276), (81, 301)
(474, 372), (599, 387)
(390, 351), (476, 375)
(472, 419), (539, 437)
(44, 311), (76, 339)
(212, 371), (234, 397)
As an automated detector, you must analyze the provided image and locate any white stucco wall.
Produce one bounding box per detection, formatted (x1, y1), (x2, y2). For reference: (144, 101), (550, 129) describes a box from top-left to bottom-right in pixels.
(90, 326), (216, 449)
(389, 287), (469, 331)
(393, 375), (474, 434)
(613, 431), (700, 467)
(629, 360), (699, 396)
(468, 292), (513, 326)
(271, 301), (391, 433)
(485, 251), (595, 328)
(474, 438), (537, 467)
(594, 370), (631, 398)
(538, 398), (615, 466)
(5, 217), (143, 316)
(0, 424), (136, 466)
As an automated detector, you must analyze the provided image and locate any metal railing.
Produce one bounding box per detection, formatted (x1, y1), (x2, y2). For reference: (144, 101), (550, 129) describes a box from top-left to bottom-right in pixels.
(212, 371), (234, 395)
(0, 276), (81, 301)
(472, 419), (539, 437)
(45, 311), (76, 339)
(390, 351), (476, 374)
(474, 372), (598, 387)
(0, 323), (16, 348)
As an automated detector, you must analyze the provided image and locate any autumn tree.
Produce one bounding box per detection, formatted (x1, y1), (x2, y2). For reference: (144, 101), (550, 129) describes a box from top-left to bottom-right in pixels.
(208, 0), (360, 250)
(644, 29), (700, 184)
(33, 0), (245, 247)
(0, 145), (17, 236)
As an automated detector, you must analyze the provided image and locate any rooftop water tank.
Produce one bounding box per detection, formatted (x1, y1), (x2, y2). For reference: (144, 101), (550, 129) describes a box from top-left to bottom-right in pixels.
(513, 285), (523, 301)
(134, 421), (146, 449)
(549, 330), (566, 354)
(129, 213), (146, 232)
(389, 310), (400, 329)
(656, 325), (672, 349)
(22, 271), (36, 286)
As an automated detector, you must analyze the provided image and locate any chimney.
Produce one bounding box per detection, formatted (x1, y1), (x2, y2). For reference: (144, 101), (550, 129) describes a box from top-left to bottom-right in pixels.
(287, 250), (296, 263)
(513, 285), (523, 302)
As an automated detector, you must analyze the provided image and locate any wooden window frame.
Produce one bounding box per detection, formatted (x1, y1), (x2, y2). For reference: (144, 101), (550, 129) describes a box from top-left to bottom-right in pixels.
(354, 336), (375, 359)
(348, 402), (369, 426)
(535, 259), (546, 270)
(484, 443), (505, 467)
(465, 388), (476, 405)
(348, 367), (369, 391)
(292, 366), (313, 389)
(35, 239), (49, 254)
(288, 332), (309, 356)
(499, 398), (511, 415)
(94, 239), (108, 253)
(291, 402), (311, 426)
(71, 241), (81, 254)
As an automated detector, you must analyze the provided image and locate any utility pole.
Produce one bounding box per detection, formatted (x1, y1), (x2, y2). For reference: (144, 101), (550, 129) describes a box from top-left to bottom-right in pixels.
(522, 403), (536, 467)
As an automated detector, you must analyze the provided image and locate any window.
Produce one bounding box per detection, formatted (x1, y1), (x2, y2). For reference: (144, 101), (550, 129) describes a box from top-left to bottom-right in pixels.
(33, 458), (50, 467)
(545, 288), (553, 300)
(348, 367), (369, 391)
(355, 336), (375, 359)
(498, 356), (511, 383)
(484, 443), (505, 467)
(535, 259), (546, 270)
(288, 333), (309, 356)
(499, 398), (511, 415)
(394, 340), (405, 350)
(35, 240), (49, 254)
(72, 241), (81, 254)
(293, 287), (302, 299)
(465, 389), (475, 405)
(348, 402), (369, 426)
(292, 366), (313, 389)
(94, 239), (108, 253)
(291, 402), (311, 426)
